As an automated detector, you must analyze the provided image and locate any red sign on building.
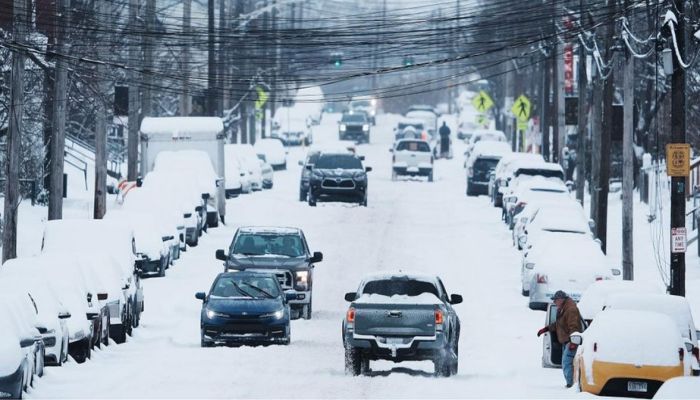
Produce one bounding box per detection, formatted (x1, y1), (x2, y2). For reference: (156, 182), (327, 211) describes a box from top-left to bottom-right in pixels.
(564, 43), (574, 94)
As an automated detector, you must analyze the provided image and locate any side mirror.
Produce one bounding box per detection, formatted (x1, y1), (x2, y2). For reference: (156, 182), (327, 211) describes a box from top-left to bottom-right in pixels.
(202, 193), (211, 200)
(195, 292), (206, 301)
(285, 291), (297, 301)
(450, 294), (463, 305)
(97, 293), (109, 301)
(305, 165), (313, 171)
(570, 334), (583, 345)
(215, 249), (227, 261)
(298, 160), (304, 166)
(359, 155), (365, 161)
(525, 263), (535, 270)
(594, 238), (603, 248)
(565, 180), (574, 191)
(365, 166), (372, 172)
(58, 311), (71, 319)
(588, 219), (596, 232)
(19, 337), (36, 348)
(195, 206), (203, 213)
(611, 268), (621, 276)
(162, 235), (174, 242)
(344, 292), (357, 302)
(685, 341), (695, 353)
(389, 148), (394, 153)
(310, 251), (323, 263)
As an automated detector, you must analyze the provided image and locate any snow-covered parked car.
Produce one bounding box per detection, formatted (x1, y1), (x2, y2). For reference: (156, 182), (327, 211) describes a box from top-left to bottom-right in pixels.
(0, 259), (72, 366)
(654, 376), (700, 399)
(257, 155), (274, 189)
(391, 139), (434, 181)
(464, 129), (507, 159)
(502, 175), (570, 228)
(106, 210), (172, 275)
(0, 298), (44, 399)
(572, 309), (686, 397)
(226, 144), (263, 191)
(42, 220), (144, 341)
(342, 272), (462, 377)
(489, 152), (545, 207)
(255, 138), (287, 170)
(224, 150), (246, 197)
(153, 150), (222, 227)
(465, 141), (511, 196)
(516, 203), (594, 253)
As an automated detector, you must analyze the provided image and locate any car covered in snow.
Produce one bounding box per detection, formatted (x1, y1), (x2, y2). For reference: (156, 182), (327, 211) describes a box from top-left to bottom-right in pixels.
(307, 153), (371, 207)
(224, 150), (248, 197)
(106, 210), (172, 275)
(465, 141), (512, 196)
(226, 144), (263, 191)
(342, 272), (462, 377)
(489, 152), (545, 207)
(576, 280), (662, 322)
(196, 271), (295, 347)
(348, 96), (377, 125)
(572, 309), (686, 397)
(254, 138), (287, 170)
(216, 227), (323, 320)
(391, 139), (434, 181)
(272, 110), (312, 146)
(516, 203), (594, 253)
(504, 178), (574, 230)
(393, 118), (426, 141)
(464, 129), (507, 159)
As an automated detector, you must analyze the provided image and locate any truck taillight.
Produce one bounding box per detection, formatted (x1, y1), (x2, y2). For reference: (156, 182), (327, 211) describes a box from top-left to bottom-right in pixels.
(536, 274), (548, 284)
(435, 310), (444, 325)
(593, 342), (597, 352)
(346, 308), (355, 323)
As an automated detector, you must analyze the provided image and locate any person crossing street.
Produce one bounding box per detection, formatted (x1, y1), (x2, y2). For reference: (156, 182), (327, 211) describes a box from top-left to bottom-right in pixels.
(536, 291), (583, 388)
(438, 121), (451, 158)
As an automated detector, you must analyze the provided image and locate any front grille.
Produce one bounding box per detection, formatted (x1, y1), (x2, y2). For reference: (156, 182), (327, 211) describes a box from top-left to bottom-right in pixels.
(275, 271), (293, 290)
(322, 179), (356, 189)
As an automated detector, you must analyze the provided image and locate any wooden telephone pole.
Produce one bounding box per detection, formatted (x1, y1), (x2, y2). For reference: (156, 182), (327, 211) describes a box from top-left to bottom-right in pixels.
(94, 0), (109, 219)
(621, 0), (634, 279)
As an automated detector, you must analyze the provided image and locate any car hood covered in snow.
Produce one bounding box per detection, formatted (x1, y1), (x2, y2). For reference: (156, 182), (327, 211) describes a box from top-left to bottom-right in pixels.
(227, 255), (310, 272)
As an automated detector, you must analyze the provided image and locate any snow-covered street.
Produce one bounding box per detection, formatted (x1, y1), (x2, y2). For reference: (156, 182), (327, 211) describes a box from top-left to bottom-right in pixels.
(24, 115), (580, 399)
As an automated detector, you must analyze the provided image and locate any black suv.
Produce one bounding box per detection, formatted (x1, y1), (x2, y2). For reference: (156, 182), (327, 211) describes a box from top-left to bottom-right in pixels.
(215, 227), (323, 320)
(307, 153), (371, 207)
(339, 113), (370, 143)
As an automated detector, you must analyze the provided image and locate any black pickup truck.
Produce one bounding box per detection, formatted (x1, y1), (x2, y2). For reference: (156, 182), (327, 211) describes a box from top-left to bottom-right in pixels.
(342, 273), (462, 377)
(215, 226), (323, 320)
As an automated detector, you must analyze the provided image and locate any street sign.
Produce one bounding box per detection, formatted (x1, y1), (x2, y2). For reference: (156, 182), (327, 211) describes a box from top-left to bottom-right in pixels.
(472, 91), (494, 113)
(517, 120), (528, 132)
(476, 114), (488, 127)
(666, 143), (690, 177)
(511, 94), (531, 122)
(255, 86), (269, 110)
(672, 227), (687, 253)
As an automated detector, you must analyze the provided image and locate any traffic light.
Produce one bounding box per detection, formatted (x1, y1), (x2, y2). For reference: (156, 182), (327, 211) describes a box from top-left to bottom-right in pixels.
(331, 51), (343, 68)
(403, 56), (414, 66)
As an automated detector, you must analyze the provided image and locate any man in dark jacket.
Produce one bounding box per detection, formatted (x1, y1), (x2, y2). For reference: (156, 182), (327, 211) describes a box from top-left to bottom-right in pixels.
(438, 121), (451, 157)
(537, 290), (583, 388)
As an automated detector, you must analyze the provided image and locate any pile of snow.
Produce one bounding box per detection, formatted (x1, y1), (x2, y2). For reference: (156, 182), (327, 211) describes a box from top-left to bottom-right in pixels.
(654, 376), (700, 399)
(355, 293), (442, 305)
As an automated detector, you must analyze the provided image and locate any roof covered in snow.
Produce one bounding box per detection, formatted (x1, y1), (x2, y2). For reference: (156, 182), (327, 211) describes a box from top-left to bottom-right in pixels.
(140, 117), (223, 137)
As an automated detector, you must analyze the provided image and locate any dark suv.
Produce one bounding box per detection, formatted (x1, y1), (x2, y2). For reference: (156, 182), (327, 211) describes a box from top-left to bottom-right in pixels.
(339, 113), (370, 143)
(466, 155), (503, 196)
(307, 153), (371, 207)
(215, 227), (323, 320)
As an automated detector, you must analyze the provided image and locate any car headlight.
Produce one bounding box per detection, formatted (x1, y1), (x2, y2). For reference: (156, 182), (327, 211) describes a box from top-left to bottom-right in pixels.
(262, 309), (285, 320)
(354, 173), (367, 181)
(311, 170), (324, 180)
(340, 124), (347, 131)
(362, 124), (369, 131)
(296, 270), (309, 284)
(206, 309), (226, 319)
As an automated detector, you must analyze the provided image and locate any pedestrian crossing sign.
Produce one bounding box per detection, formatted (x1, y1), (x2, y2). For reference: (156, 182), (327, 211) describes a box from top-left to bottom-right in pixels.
(472, 91), (494, 113)
(512, 94), (531, 122)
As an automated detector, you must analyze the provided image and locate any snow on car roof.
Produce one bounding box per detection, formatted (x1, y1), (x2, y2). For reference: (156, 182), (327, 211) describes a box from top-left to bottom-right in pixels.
(360, 271), (439, 285)
(472, 129), (506, 138)
(530, 206), (590, 233)
(583, 309), (682, 366)
(513, 159), (563, 172)
(516, 176), (567, 192)
(471, 141), (512, 158)
(604, 293), (695, 339)
(354, 293), (442, 305)
(238, 226), (301, 235)
(577, 280), (662, 320)
(654, 377), (700, 399)
(140, 117), (223, 137)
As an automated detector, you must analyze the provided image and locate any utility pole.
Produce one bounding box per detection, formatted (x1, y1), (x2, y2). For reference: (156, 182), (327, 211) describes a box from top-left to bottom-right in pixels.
(94, 0), (108, 219)
(621, 0), (634, 280)
(261, 1), (269, 138)
(268, 0), (278, 123)
(589, 64), (602, 224)
(669, 0), (686, 296)
(541, 48), (551, 161)
(143, 0), (155, 119)
(218, 0), (226, 116)
(180, 0), (191, 116)
(207, 0), (216, 116)
(48, 0), (69, 221)
(597, 0), (616, 253)
(3, 0), (27, 263)
(575, 2), (588, 205)
(127, 0), (140, 181)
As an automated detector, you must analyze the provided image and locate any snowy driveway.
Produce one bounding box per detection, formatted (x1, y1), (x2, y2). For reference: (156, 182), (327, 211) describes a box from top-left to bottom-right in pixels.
(29, 116), (583, 398)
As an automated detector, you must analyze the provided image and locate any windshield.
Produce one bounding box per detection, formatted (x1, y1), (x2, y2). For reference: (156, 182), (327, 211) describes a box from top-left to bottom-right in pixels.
(474, 158), (500, 172)
(211, 275), (280, 298)
(398, 122), (424, 130)
(342, 114), (367, 123)
(351, 100), (371, 108)
(314, 154), (362, 169)
(231, 233), (305, 257)
(306, 152), (320, 165)
(362, 279), (439, 297)
(397, 141), (430, 152)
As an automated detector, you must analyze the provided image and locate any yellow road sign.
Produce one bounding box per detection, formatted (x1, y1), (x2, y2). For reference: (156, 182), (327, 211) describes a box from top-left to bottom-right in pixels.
(666, 143), (690, 177)
(517, 120), (528, 131)
(472, 91), (494, 113)
(255, 86), (269, 110)
(512, 94), (531, 122)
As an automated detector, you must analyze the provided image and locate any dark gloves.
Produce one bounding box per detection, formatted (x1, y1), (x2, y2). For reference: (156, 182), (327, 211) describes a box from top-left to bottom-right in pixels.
(568, 342), (578, 351)
(537, 327), (548, 337)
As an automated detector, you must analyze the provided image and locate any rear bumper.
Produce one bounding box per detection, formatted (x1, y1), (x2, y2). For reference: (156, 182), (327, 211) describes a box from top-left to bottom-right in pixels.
(467, 179), (489, 194)
(345, 331), (447, 361)
(581, 360), (684, 397)
(0, 365), (23, 399)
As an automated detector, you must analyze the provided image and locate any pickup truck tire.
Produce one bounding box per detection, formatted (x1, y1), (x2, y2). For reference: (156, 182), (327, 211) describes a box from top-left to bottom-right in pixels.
(302, 297), (312, 319)
(434, 355), (452, 377)
(344, 345), (366, 376)
(299, 188), (307, 202)
(391, 170), (397, 181)
(308, 194), (317, 207)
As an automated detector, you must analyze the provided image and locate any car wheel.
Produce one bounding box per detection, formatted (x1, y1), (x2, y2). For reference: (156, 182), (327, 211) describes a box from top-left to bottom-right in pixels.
(434, 354), (452, 377)
(391, 170), (397, 181)
(299, 188), (307, 202)
(302, 302), (312, 320)
(281, 325), (291, 345)
(344, 344), (363, 376)
(192, 234), (199, 247)
(428, 171), (434, 182)
(360, 195), (367, 207)
(308, 194), (317, 207)
(521, 287), (529, 297)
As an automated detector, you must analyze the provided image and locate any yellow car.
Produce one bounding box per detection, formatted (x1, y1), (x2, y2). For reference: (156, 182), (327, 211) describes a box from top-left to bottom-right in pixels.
(572, 309), (686, 398)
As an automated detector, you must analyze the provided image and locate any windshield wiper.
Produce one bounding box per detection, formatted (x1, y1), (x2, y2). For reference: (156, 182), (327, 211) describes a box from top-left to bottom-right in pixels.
(230, 281), (255, 298)
(235, 252), (260, 256)
(240, 283), (274, 298)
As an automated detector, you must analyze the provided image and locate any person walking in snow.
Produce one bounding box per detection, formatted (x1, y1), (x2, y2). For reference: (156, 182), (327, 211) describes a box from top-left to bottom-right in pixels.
(438, 121), (451, 158)
(536, 290), (583, 388)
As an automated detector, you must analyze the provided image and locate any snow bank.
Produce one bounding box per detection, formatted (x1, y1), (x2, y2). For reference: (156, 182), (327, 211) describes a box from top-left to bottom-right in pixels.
(355, 293), (442, 305)
(654, 376), (700, 399)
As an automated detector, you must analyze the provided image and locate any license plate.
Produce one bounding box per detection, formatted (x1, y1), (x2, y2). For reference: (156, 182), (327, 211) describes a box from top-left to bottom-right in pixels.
(627, 381), (647, 393)
(386, 337), (405, 345)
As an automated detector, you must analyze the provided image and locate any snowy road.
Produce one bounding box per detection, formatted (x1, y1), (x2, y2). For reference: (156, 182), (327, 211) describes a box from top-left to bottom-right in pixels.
(29, 115), (581, 398)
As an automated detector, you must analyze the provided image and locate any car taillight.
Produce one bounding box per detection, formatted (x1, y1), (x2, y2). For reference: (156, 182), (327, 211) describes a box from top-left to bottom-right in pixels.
(679, 348), (685, 362)
(435, 310), (444, 325)
(595, 276), (603, 281)
(346, 308), (355, 323)
(536, 274), (548, 284)
(593, 342), (597, 352)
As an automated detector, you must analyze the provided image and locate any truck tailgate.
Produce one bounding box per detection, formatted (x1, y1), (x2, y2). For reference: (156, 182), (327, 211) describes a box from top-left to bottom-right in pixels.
(353, 303), (437, 337)
(396, 151), (431, 168)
